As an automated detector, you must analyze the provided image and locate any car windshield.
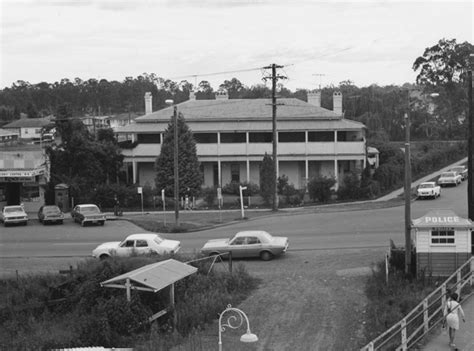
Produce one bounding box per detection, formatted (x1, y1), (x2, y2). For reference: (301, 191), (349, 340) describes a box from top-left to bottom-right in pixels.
(153, 235), (164, 244)
(419, 183), (434, 189)
(440, 172), (455, 178)
(43, 206), (60, 214)
(4, 206), (23, 213)
(81, 206), (100, 213)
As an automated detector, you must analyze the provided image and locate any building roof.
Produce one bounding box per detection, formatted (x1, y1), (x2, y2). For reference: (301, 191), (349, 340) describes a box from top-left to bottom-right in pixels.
(137, 98), (341, 122)
(412, 209), (473, 228)
(3, 117), (53, 129)
(100, 259), (197, 293)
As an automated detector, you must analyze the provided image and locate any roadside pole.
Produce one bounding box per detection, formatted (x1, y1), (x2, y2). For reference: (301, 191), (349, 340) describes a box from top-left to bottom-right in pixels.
(239, 185), (247, 219)
(162, 189), (166, 226)
(217, 187), (222, 223)
(138, 187), (143, 215)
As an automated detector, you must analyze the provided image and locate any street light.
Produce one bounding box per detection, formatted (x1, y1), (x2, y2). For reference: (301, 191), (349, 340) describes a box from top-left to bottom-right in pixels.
(404, 91), (439, 275)
(218, 304), (258, 351)
(165, 99), (179, 226)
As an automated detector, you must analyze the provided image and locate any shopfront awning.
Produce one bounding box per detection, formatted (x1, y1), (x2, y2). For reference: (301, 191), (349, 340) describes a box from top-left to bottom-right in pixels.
(412, 209), (473, 229)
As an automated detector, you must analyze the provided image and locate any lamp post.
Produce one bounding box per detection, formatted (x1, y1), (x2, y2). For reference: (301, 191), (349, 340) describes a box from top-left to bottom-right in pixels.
(468, 54), (474, 221)
(165, 99), (179, 226)
(404, 91), (439, 275)
(218, 304), (258, 351)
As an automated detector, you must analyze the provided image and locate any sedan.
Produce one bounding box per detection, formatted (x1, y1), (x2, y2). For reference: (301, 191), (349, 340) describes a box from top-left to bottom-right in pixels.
(448, 166), (468, 181)
(92, 233), (181, 259)
(416, 182), (440, 199)
(200, 230), (289, 261)
(38, 205), (64, 224)
(0, 205), (28, 226)
(71, 204), (106, 226)
(437, 171), (462, 187)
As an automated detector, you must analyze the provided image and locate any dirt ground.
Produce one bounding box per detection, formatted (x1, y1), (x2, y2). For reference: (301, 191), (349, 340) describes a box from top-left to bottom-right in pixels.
(171, 248), (383, 351)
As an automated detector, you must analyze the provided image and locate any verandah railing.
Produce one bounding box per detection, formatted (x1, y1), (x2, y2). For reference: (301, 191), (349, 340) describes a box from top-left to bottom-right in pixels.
(361, 257), (474, 351)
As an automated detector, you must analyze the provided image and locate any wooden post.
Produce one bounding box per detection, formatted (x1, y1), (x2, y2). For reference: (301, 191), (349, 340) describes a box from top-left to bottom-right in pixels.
(423, 298), (429, 334)
(170, 283), (177, 330)
(228, 251), (233, 273)
(400, 318), (407, 351)
(125, 278), (131, 302)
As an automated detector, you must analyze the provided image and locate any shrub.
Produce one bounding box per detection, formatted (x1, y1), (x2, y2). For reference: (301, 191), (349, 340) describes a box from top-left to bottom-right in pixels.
(201, 186), (217, 207)
(307, 176), (336, 202)
(337, 171), (361, 200)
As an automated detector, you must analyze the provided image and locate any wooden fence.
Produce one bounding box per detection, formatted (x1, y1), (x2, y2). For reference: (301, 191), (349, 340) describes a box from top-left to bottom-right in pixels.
(361, 257), (473, 351)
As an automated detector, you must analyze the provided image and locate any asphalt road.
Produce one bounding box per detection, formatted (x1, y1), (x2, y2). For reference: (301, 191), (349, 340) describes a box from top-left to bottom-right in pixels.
(0, 180), (468, 276)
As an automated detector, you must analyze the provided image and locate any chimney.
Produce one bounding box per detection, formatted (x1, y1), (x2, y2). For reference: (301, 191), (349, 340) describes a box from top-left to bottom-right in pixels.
(307, 91), (321, 107)
(144, 92), (152, 115)
(333, 91), (343, 116)
(215, 89), (229, 100)
(189, 90), (196, 101)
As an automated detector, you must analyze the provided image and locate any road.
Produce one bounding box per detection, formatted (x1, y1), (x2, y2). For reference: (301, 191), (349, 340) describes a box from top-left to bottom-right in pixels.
(0, 180), (468, 276)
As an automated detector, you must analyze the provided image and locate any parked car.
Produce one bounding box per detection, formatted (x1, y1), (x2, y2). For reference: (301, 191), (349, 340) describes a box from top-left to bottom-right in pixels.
(71, 204), (106, 226)
(0, 205), (28, 226)
(437, 171), (462, 187)
(448, 165), (468, 181)
(416, 182), (441, 199)
(92, 233), (181, 259)
(200, 230), (289, 261)
(38, 205), (64, 224)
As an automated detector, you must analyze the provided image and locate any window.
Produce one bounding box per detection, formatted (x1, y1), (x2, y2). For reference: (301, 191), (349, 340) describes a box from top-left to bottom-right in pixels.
(136, 240), (148, 247)
(308, 131), (334, 142)
(231, 237), (246, 245)
(194, 133), (217, 143)
(137, 133), (161, 144)
(431, 228), (455, 244)
(122, 240), (135, 247)
(220, 132), (246, 143)
(337, 131), (347, 141)
(231, 164), (240, 183)
(279, 132), (305, 142)
(246, 237), (261, 245)
(249, 132), (272, 143)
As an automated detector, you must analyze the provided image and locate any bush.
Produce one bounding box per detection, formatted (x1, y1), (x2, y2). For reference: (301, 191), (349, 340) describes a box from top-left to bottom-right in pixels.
(307, 176), (335, 203)
(201, 186), (217, 207)
(337, 171), (361, 200)
(222, 181), (259, 196)
(0, 256), (259, 350)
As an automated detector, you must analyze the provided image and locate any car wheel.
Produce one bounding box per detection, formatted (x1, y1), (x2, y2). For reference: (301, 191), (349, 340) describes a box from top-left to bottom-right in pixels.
(59, 220), (64, 225)
(99, 254), (110, 260)
(260, 251), (273, 261)
(209, 252), (220, 257)
(99, 221), (105, 226)
(23, 221), (27, 226)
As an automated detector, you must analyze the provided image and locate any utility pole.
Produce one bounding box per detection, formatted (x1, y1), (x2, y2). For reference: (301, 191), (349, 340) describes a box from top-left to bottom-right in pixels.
(404, 110), (412, 275)
(468, 54), (474, 220)
(263, 64), (286, 211)
(173, 105), (180, 226)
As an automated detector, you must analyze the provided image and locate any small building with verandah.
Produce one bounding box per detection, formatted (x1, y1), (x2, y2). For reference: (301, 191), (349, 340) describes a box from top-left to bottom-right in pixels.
(412, 209), (473, 277)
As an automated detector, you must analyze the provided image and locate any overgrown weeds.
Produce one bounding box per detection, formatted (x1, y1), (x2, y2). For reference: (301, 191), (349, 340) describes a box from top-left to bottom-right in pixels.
(0, 255), (259, 350)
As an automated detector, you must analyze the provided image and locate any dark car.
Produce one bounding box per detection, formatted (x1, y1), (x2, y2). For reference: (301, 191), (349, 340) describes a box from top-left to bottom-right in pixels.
(38, 205), (64, 225)
(71, 204), (106, 226)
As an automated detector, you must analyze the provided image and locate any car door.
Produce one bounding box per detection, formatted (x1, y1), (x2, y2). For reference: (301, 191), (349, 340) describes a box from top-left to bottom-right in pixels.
(114, 239), (135, 257)
(135, 239), (153, 255)
(228, 236), (248, 258)
(245, 236), (263, 257)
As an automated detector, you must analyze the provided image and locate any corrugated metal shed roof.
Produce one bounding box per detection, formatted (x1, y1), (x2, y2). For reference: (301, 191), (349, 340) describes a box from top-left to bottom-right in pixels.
(101, 259), (197, 292)
(3, 117), (53, 128)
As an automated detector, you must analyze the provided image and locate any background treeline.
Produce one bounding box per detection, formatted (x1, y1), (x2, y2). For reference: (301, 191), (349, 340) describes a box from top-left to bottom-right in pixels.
(1, 38), (472, 141)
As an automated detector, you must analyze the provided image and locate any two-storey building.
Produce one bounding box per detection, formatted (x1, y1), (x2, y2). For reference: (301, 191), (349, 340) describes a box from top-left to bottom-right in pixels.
(115, 90), (367, 190)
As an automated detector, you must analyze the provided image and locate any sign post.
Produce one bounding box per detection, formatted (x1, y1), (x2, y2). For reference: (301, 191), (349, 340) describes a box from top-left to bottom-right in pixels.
(239, 185), (247, 219)
(217, 187), (222, 223)
(162, 189), (166, 226)
(137, 187), (143, 215)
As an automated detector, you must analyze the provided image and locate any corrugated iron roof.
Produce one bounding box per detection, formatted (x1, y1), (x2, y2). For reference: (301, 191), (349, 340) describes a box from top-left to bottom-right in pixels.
(3, 117), (53, 128)
(101, 259), (197, 292)
(135, 98), (340, 122)
(412, 209), (473, 228)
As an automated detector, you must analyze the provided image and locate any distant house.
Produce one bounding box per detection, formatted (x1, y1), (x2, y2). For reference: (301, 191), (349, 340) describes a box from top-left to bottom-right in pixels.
(2, 116), (53, 141)
(78, 113), (137, 135)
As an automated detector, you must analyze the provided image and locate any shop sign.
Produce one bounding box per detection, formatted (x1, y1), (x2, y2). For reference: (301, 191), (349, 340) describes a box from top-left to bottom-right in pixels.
(0, 176), (35, 182)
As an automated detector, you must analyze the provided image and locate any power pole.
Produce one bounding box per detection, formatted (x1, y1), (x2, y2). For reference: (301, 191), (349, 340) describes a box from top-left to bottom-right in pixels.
(263, 64), (286, 211)
(468, 54), (474, 220)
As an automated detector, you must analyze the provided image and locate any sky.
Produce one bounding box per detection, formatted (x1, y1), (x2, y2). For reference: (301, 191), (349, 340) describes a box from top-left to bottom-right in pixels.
(0, 0), (472, 91)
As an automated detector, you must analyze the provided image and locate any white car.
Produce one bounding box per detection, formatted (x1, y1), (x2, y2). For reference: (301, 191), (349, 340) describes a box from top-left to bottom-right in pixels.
(416, 182), (440, 199)
(92, 233), (181, 259)
(437, 171), (462, 187)
(448, 166), (468, 181)
(0, 205), (28, 226)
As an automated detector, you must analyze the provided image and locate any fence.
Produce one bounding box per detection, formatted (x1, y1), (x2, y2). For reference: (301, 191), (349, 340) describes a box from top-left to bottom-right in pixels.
(361, 257), (474, 351)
